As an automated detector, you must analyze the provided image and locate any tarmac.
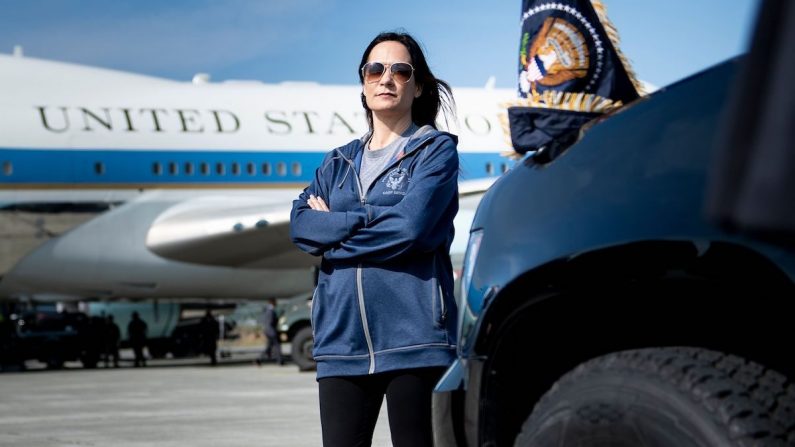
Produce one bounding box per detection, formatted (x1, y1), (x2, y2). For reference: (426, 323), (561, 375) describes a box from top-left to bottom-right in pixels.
(0, 351), (392, 446)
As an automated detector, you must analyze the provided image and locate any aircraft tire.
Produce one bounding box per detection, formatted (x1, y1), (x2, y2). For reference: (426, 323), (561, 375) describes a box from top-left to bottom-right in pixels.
(514, 347), (794, 447)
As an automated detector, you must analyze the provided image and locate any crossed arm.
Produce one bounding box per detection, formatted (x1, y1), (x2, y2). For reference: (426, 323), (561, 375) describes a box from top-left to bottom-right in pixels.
(307, 194), (330, 212)
(290, 138), (458, 263)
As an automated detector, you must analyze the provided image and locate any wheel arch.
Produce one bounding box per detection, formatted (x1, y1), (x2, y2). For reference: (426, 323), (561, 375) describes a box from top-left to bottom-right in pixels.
(472, 239), (795, 446)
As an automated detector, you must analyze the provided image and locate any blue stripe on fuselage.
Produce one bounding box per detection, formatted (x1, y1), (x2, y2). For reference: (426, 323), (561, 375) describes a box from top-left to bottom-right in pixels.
(0, 148), (510, 186)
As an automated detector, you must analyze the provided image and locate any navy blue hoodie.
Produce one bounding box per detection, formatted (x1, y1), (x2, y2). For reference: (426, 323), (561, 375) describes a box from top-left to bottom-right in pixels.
(290, 125), (459, 379)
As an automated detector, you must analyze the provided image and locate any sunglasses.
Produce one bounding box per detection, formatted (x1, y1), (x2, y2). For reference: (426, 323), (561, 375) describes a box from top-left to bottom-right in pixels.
(361, 62), (415, 84)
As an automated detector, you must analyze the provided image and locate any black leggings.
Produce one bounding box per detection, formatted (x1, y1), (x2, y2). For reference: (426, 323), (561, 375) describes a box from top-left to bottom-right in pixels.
(318, 366), (447, 447)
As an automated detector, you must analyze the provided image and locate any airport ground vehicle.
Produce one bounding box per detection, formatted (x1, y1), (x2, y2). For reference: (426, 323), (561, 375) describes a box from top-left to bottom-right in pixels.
(87, 301), (235, 358)
(276, 293), (315, 371)
(432, 55), (795, 446)
(0, 302), (236, 369)
(1, 310), (103, 369)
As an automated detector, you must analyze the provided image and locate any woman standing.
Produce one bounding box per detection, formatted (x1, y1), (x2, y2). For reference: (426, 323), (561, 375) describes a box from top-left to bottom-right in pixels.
(290, 31), (459, 446)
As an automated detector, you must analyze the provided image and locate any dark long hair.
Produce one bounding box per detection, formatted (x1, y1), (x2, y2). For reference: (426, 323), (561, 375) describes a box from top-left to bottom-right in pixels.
(358, 31), (455, 131)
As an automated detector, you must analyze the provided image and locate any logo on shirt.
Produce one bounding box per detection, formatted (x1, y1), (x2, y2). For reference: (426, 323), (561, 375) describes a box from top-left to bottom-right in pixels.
(383, 168), (409, 195)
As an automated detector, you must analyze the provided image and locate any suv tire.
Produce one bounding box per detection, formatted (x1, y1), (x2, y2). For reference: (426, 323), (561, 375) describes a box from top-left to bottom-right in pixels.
(514, 347), (794, 446)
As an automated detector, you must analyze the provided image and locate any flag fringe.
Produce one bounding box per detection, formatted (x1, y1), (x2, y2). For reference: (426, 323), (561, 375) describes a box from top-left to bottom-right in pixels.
(501, 91), (624, 114)
(590, 0), (646, 95)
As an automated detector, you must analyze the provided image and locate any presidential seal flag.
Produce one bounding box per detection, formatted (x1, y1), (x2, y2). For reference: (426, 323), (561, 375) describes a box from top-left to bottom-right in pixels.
(504, 0), (644, 157)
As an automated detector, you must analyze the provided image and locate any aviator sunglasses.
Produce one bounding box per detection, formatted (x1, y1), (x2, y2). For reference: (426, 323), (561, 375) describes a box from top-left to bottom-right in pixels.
(361, 62), (415, 84)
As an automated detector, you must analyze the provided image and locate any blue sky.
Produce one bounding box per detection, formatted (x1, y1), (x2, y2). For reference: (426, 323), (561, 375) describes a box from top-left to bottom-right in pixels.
(0, 0), (759, 90)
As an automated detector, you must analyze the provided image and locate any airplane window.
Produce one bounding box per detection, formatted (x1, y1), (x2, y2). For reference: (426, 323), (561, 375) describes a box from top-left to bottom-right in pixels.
(94, 162), (105, 175)
(153, 162), (162, 175)
(232, 162), (240, 175)
(169, 162), (178, 175)
(485, 162), (494, 176)
(501, 163), (509, 174)
(277, 162), (287, 177)
(292, 162), (302, 177)
(247, 162), (255, 175)
(200, 162), (209, 175)
(3, 161), (12, 176)
(184, 162), (194, 175)
(262, 163), (271, 176)
(216, 163), (225, 175)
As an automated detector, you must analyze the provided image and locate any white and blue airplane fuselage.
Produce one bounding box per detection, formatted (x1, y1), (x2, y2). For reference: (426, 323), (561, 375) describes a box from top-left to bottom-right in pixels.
(0, 53), (514, 302)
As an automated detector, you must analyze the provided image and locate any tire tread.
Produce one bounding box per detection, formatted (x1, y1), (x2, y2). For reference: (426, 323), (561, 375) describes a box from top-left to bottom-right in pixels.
(515, 347), (794, 446)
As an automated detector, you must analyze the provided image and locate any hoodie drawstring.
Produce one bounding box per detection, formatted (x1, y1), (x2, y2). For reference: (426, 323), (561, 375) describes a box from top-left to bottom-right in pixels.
(338, 164), (351, 189)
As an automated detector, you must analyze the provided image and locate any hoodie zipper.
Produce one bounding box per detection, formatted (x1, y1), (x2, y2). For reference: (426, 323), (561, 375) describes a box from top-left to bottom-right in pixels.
(335, 150), (374, 373)
(356, 265), (376, 374)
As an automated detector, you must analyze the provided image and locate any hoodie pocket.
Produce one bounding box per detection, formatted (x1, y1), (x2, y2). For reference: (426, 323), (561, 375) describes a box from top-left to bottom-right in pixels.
(432, 278), (447, 328)
(310, 286), (320, 337)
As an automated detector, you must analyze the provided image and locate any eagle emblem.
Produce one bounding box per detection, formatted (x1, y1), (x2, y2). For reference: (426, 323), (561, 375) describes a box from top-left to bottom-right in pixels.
(383, 168), (409, 194)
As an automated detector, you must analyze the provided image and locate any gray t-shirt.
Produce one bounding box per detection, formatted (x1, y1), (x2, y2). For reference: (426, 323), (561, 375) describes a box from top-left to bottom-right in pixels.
(360, 123), (418, 194)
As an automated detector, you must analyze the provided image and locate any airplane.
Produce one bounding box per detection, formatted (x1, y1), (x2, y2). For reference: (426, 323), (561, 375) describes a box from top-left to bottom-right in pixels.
(0, 51), (516, 303)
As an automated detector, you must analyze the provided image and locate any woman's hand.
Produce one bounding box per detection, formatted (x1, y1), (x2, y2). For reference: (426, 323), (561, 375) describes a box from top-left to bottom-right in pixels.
(308, 194), (330, 212)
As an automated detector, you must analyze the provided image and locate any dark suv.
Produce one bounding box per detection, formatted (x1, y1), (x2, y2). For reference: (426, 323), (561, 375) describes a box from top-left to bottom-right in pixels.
(432, 45), (795, 447)
(3, 310), (104, 369)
